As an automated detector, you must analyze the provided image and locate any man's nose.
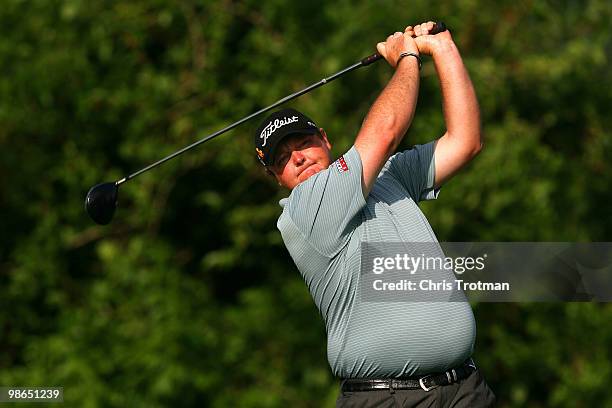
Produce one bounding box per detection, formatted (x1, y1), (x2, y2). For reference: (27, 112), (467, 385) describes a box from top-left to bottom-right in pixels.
(292, 150), (305, 165)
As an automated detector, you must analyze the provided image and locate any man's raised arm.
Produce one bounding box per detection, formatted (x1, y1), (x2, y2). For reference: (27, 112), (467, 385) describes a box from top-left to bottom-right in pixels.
(410, 22), (483, 188)
(355, 29), (421, 197)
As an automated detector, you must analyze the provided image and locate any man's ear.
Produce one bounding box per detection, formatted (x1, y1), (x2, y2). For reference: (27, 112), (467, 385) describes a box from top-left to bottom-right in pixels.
(264, 166), (282, 186)
(270, 168), (285, 187)
(319, 128), (332, 150)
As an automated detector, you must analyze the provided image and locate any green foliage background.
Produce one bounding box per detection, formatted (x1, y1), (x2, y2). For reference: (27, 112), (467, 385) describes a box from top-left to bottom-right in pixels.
(1, 0), (611, 406)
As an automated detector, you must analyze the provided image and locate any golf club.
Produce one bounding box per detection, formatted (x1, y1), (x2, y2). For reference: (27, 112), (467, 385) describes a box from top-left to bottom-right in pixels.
(85, 22), (447, 225)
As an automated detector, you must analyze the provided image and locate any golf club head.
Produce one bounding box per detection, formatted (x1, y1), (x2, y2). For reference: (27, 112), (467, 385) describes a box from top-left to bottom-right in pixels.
(85, 182), (118, 225)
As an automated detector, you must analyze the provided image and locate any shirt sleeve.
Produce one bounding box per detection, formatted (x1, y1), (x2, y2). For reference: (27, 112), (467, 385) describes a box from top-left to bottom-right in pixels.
(384, 140), (440, 202)
(281, 145), (366, 258)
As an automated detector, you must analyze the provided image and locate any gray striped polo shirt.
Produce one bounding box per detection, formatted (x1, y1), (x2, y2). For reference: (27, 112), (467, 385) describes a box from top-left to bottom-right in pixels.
(277, 142), (475, 378)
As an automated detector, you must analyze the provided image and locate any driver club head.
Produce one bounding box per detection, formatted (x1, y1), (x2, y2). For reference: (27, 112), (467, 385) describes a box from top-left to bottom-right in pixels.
(85, 182), (119, 225)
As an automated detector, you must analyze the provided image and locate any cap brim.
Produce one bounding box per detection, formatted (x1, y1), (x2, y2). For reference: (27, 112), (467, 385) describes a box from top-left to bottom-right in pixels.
(266, 127), (319, 166)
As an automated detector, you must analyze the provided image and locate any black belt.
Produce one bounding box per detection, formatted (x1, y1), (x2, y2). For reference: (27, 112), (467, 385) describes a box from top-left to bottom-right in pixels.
(341, 359), (477, 392)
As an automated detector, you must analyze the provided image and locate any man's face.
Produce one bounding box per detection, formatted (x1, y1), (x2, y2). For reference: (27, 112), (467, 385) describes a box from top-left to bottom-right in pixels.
(270, 130), (332, 189)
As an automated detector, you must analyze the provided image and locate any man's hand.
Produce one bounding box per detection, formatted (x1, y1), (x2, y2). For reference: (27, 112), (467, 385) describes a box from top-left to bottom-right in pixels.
(404, 21), (454, 56)
(376, 31), (419, 68)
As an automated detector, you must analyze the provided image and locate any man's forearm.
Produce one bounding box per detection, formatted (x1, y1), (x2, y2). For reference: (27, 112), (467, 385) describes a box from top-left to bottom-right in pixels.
(355, 30), (421, 196)
(433, 41), (481, 151)
(359, 60), (420, 151)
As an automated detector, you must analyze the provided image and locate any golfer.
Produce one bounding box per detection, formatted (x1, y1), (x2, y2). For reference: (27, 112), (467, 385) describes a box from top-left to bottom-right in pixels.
(254, 22), (495, 407)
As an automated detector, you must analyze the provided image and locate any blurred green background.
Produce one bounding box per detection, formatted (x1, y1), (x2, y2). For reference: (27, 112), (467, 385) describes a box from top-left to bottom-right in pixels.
(1, 0), (611, 406)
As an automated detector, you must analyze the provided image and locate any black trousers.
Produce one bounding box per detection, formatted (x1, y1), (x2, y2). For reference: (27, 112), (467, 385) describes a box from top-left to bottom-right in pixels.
(336, 369), (496, 408)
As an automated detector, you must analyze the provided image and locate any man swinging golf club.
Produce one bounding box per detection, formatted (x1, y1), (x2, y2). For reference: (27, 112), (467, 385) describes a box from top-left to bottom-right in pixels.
(254, 22), (496, 407)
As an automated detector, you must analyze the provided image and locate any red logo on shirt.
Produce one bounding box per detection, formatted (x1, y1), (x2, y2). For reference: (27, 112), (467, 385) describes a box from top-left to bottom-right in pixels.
(336, 156), (349, 172)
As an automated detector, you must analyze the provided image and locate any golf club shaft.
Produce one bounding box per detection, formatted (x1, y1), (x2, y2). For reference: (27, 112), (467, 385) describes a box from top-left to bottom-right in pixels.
(116, 21), (446, 186)
(116, 62), (363, 185)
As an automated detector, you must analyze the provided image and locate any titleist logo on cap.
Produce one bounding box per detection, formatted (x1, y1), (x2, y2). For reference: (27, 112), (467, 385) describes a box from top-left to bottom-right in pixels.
(259, 116), (298, 147)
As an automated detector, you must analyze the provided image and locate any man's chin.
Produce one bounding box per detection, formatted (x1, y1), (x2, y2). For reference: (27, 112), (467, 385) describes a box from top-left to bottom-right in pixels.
(299, 165), (321, 183)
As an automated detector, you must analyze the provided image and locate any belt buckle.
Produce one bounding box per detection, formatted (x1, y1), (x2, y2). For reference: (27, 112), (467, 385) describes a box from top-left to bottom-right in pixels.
(419, 374), (436, 392)
(467, 358), (477, 370)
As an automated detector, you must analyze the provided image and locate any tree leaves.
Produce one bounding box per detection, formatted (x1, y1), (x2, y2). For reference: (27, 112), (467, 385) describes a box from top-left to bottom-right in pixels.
(1, 0), (611, 406)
